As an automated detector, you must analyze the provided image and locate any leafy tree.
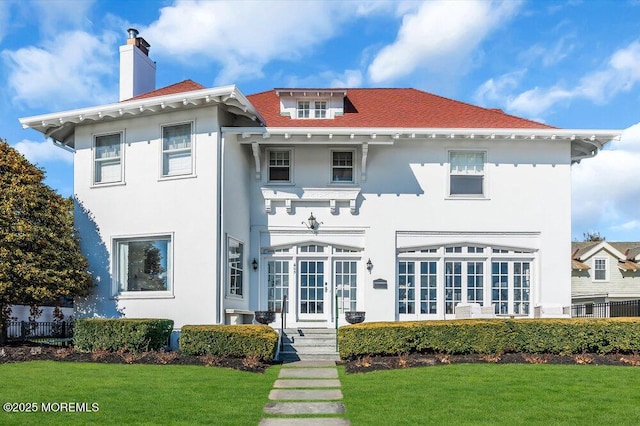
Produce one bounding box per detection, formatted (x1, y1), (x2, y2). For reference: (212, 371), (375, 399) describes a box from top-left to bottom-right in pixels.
(583, 231), (605, 242)
(0, 139), (93, 343)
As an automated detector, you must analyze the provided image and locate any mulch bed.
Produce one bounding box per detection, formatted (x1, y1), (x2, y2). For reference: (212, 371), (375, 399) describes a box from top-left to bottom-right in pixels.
(0, 343), (272, 373)
(343, 352), (640, 373)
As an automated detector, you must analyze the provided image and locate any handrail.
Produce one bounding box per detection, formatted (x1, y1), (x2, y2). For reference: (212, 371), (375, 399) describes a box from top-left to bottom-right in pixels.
(280, 294), (287, 352)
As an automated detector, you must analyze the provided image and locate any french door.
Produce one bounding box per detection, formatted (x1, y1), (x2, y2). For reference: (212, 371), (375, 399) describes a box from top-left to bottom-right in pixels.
(298, 260), (327, 320)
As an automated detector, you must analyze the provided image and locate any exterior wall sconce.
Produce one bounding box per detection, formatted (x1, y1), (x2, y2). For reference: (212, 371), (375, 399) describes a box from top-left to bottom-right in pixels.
(303, 212), (322, 232)
(252, 259), (258, 271)
(366, 258), (373, 272)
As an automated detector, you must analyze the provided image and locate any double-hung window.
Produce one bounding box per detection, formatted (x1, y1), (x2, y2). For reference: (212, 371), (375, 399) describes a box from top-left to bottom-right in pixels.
(297, 101), (310, 118)
(268, 149), (292, 183)
(594, 258), (607, 281)
(331, 151), (354, 183)
(115, 236), (171, 294)
(314, 101), (327, 118)
(162, 122), (193, 177)
(94, 133), (122, 184)
(449, 151), (485, 196)
(228, 237), (244, 297)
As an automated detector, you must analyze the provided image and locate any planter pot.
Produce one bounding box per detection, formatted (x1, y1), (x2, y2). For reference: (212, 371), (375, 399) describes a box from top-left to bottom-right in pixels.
(254, 311), (276, 325)
(345, 311), (366, 324)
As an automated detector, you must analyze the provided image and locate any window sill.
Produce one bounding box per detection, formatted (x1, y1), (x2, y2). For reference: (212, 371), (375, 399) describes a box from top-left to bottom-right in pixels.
(158, 174), (197, 182)
(91, 181), (126, 189)
(226, 294), (244, 300)
(114, 292), (175, 300)
(446, 195), (490, 200)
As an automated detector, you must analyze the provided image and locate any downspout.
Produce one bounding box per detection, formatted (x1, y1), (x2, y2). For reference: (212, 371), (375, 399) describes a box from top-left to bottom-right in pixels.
(217, 129), (226, 324)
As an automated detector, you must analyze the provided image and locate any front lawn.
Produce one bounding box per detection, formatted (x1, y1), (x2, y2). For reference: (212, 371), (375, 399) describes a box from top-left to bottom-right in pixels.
(0, 361), (278, 425)
(340, 363), (640, 425)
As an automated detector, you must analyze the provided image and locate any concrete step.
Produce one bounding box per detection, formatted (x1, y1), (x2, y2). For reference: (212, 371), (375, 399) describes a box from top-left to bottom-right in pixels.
(283, 328), (337, 335)
(280, 352), (340, 362)
(282, 337), (337, 346)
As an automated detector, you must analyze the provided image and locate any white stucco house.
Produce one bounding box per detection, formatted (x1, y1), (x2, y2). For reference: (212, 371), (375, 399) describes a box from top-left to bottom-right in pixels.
(19, 30), (622, 341)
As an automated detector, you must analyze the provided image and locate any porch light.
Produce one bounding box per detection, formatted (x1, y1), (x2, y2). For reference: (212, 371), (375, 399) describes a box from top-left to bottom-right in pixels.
(366, 258), (373, 272)
(303, 213), (322, 232)
(252, 259), (258, 270)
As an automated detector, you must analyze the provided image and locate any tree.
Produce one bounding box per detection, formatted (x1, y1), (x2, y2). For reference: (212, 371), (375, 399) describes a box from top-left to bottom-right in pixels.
(0, 139), (93, 344)
(583, 231), (605, 242)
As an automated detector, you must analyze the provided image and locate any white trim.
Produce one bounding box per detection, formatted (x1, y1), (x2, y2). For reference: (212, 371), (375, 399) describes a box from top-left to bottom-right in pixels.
(593, 257), (609, 282)
(579, 241), (627, 262)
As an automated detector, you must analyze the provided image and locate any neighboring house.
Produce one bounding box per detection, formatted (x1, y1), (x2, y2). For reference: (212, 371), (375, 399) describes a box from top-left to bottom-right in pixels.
(19, 30), (622, 343)
(572, 241), (640, 305)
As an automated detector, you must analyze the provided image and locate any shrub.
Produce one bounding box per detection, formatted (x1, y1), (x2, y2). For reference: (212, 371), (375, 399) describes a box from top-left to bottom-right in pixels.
(338, 318), (640, 358)
(74, 318), (174, 353)
(179, 325), (278, 361)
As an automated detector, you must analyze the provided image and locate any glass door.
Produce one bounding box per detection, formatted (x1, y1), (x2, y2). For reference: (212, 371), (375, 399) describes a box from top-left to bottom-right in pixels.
(298, 260), (327, 320)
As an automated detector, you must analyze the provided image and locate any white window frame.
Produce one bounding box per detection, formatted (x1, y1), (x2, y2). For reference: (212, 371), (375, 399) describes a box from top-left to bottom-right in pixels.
(113, 234), (173, 299)
(227, 236), (245, 298)
(593, 258), (608, 281)
(93, 131), (124, 186)
(160, 121), (195, 178)
(267, 148), (293, 184)
(448, 150), (487, 198)
(296, 99), (329, 119)
(330, 149), (356, 184)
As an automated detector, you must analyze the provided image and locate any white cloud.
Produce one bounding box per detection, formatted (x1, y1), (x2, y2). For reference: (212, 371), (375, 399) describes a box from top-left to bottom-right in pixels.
(2, 30), (117, 109)
(572, 123), (640, 240)
(13, 139), (73, 165)
(367, 0), (522, 83)
(474, 70), (525, 106)
(503, 40), (640, 117)
(142, 0), (362, 84)
(329, 70), (363, 88)
(30, 0), (95, 37)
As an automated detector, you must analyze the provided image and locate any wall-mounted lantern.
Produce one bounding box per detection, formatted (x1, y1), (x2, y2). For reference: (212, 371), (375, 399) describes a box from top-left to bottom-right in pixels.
(252, 259), (258, 271)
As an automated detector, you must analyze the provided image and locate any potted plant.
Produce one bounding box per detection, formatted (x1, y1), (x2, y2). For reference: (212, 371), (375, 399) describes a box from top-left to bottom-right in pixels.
(254, 310), (276, 324)
(344, 311), (366, 324)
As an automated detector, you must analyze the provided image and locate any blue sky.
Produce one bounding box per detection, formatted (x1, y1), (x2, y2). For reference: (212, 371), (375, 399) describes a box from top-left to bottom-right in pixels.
(2, 0), (640, 241)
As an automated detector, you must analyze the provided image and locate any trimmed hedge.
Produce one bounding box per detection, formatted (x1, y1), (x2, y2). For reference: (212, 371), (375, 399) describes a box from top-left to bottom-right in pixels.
(74, 318), (174, 353)
(338, 318), (640, 358)
(179, 325), (278, 361)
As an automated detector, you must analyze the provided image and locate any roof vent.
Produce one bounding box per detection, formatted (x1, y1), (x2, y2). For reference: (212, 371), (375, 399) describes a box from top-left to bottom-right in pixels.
(127, 28), (139, 39)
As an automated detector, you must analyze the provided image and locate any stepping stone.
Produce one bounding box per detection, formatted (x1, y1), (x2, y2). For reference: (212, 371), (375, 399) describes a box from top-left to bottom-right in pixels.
(259, 419), (350, 425)
(263, 402), (346, 415)
(279, 368), (338, 379)
(274, 379), (341, 388)
(269, 389), (343, 400)
(282, 360), (336, 368)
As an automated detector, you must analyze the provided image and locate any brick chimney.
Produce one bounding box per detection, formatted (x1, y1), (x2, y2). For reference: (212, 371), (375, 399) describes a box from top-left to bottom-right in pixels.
(119, 28), (156, 101)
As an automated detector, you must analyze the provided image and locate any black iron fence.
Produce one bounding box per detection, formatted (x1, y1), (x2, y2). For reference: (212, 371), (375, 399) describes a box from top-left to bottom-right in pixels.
(572, 300), (640, 318)
(6, 321), (73, 342)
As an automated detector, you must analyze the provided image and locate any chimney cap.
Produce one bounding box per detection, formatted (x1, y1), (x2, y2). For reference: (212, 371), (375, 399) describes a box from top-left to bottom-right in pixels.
(127, 28), (139, 39)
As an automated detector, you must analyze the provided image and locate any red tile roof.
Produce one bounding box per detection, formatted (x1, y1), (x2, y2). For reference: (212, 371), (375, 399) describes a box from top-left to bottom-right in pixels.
(247, 88), (556, 129)
(125, 79), (206, 101)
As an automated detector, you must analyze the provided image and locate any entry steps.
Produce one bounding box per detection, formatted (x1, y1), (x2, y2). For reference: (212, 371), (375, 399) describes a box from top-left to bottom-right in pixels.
(279, 328), (340, 362)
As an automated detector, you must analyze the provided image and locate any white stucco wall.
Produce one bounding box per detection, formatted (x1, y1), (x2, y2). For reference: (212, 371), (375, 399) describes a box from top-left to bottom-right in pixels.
(246, 136), (572, 326)
(73, 107), (221, 329)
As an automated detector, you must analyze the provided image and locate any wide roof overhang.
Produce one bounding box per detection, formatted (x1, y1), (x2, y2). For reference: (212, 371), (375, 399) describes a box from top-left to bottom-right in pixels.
(19, 85), (264, 150)
(225, 127), (622, 163)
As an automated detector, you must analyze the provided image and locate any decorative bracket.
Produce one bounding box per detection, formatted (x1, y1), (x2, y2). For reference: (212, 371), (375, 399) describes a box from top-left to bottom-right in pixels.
(361, 142), (368, 181)
(251, 142), (261, 180)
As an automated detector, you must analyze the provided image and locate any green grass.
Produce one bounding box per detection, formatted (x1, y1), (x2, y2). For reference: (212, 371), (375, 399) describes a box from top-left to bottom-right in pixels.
(340, 364), (640, 425)
(0, 361), (278, 425)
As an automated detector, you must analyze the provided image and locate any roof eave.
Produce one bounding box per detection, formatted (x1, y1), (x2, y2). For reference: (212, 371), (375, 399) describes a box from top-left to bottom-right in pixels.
(19, 85), (265, 149)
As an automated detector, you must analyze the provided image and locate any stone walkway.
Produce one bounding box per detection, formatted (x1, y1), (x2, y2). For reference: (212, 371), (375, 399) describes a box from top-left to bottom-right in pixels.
(259, 360), (350, 425)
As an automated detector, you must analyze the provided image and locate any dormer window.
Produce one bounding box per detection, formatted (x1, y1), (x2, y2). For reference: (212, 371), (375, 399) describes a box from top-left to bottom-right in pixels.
(314, 101), (327, 118)
(296, 100), (328, 119)
(297, 101), (310, 118)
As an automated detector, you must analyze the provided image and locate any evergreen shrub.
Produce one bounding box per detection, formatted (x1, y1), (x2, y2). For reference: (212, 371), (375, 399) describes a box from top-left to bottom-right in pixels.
(338, 318), (640, 358)
(74, 318), (174, 353)
(179, 325), (278, 361)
